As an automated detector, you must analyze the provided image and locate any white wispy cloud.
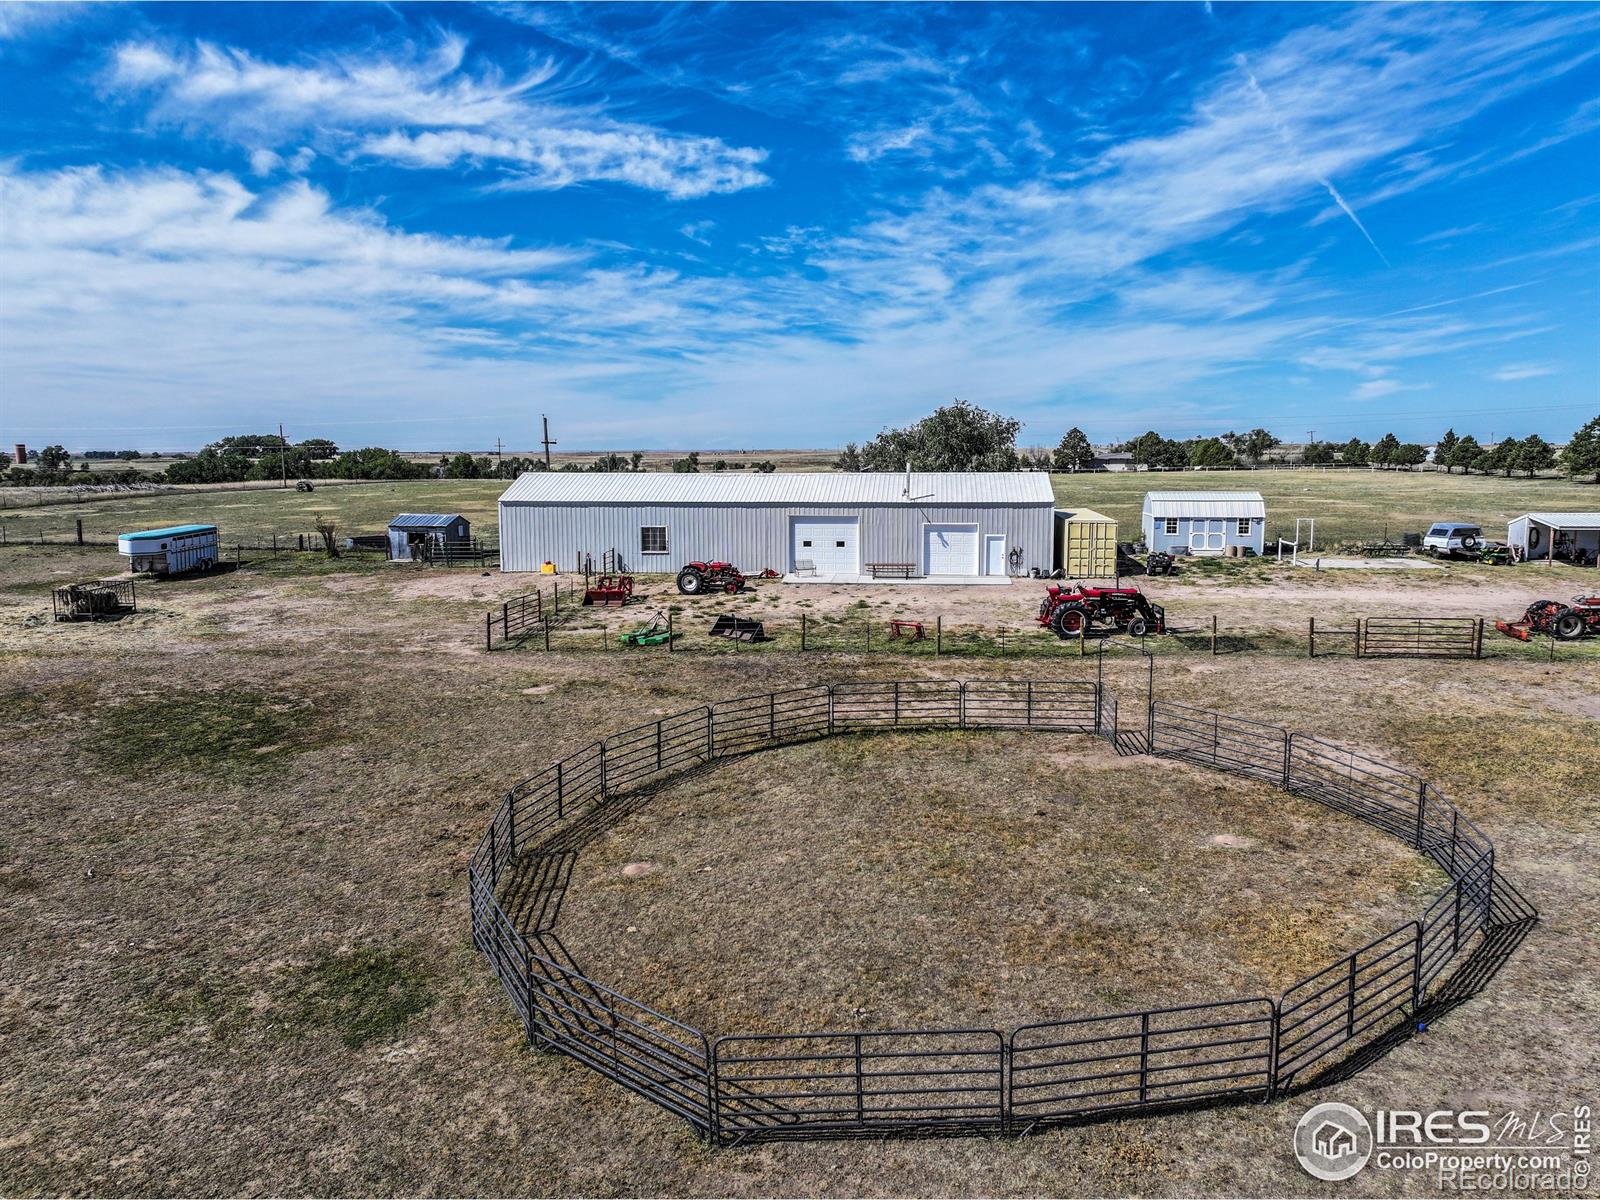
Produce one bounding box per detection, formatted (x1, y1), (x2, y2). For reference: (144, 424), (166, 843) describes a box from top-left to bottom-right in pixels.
(104, 36), (770, 198)
(1492, 363), (1558, 382)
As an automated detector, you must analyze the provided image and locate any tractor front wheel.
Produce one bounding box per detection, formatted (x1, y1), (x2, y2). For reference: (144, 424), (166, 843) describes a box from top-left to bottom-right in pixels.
(1554, 610), (1587, 640)
(1126, 616), (1149, 638)
(1051, 603), (1089, 638)
(724, 580), (739, 594)
(676, 569), (704, 595)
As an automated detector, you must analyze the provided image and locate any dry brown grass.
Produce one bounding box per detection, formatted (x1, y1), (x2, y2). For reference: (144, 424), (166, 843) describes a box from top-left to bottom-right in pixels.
(0, 542), (1595, 1197)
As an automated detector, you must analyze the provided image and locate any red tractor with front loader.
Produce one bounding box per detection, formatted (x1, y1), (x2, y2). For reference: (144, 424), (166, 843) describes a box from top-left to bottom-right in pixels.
(1037, 583), (1167, 639)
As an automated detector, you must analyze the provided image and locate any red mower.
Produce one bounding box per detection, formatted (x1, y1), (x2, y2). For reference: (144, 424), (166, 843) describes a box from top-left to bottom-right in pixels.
(1495, 595), (1600, 641)
(675, 561), (746, 595)
(1037, 584), (1167, 639)
(582, 574), (634, 607)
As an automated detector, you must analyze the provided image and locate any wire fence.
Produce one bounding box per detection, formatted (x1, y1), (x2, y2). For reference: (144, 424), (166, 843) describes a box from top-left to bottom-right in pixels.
(467, 678), (1535, 1145)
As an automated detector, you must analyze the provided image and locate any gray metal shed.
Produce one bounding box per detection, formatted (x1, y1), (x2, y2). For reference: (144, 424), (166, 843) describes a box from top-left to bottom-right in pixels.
(496, 471), (1056, 578)
(1141, 491), (1267, 556)
(388, 513), (471, 561)
(1506, 512), (1600, 565)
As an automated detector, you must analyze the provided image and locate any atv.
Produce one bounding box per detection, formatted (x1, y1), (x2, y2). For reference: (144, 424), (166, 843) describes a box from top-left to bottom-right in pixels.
(1037, 584), (1167, 639)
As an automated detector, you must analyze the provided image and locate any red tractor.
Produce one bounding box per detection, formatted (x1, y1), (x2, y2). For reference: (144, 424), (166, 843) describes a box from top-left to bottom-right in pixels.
(675, 561), (746, 595)
(1038, 584), (1167, 639)
(1496, 595), (1600, 641)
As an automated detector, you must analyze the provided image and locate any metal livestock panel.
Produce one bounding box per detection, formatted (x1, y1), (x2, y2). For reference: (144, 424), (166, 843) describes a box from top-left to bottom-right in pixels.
(498, 500), (1054, 576)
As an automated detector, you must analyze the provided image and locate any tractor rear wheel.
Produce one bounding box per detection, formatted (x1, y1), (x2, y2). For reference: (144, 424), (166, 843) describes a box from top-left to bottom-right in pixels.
(1051, 603), (1089, 638)
(676, 568), (704, 595)
(1554, 610), (1586, 640)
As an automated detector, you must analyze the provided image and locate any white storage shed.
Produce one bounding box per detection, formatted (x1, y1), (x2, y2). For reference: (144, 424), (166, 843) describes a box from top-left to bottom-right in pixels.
(1506, 512), (1600, 566)
(1141, 491), (1267, 556)
(497, 471), (1056, 579)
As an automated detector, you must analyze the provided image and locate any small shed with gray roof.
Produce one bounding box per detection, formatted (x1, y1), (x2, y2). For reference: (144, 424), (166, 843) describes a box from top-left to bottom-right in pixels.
(387, 513), (471, 562)
(497, 471), (1057, 579)
(1141, 491), (1267, 556)
(1506, 512), (1600, 565)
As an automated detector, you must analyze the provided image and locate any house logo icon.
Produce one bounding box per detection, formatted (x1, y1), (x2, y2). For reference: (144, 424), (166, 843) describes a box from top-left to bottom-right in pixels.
(1294, 1102), (1373, 1181)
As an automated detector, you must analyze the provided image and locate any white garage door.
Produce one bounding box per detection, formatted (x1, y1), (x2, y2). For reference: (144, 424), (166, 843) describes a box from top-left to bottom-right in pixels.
(923, 523), (980, 575)
(792, 517), (859, 574)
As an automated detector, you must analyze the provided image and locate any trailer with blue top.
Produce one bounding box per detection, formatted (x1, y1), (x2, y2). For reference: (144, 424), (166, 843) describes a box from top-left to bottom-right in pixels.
(117, 524), (221, 575)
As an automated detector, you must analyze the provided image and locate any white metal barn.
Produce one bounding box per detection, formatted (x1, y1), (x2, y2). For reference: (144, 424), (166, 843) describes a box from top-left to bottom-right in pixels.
(1141, 492), (1267, 556)
(1506, 512), (1600, 565)
(497, 471), (1056, 579)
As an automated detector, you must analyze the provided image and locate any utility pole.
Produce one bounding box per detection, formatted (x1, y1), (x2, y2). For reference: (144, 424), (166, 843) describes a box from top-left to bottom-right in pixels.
(495, 437), (503, 467)
(279, 423), (287, 488)
(541, 414), (557, 467)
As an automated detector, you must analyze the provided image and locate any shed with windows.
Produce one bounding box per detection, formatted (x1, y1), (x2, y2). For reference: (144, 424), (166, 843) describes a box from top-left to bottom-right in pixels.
(1141, 491), (1266, 556)
(387, 513), (471, 562)
(1506, 512), (1600, 566)
(496, 471), (1056, 579)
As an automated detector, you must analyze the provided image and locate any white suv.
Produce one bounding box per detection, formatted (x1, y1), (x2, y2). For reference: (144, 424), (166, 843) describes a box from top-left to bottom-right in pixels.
(1422, 522), (1484, 559)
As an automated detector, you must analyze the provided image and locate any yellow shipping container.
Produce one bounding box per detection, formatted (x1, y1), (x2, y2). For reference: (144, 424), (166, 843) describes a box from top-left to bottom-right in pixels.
(1054, 508), (1118, 578)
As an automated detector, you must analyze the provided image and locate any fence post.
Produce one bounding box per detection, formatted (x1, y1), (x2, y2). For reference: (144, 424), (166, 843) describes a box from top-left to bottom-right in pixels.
(1474, 617), (1484, 658)
(1415, 782), (1427, 850)
(1355, 618), (1364, 659)
(936, 615), (942, 656)
(854, 1033), (866, 1126)
(667, 610), (673, 653)
(507, 791), (517, 858)
(656, 719), (664, 771)
(485, 611), (492, 652)
(865, 618), (871, 653)
(801, 612), (806, 651)
(599, 743), (608, 802)
(1410, 921), (1424, 1014)
(556, 761), (564, 820)
(769, 691), (776, 741)
(543, 612), (551, 652)
(1346, 954), (1357, 1038)
(893, 680), (901, 725)
(706, 707), (715, 761)
(958, 681), (966, 729)
(1281, 731), (1291, 791)
(1211, 614), (1218, 655)
(1308, 616), (1315, 658)
(1138, 1012), (1151, 1104)
(76, 518), (84, 546)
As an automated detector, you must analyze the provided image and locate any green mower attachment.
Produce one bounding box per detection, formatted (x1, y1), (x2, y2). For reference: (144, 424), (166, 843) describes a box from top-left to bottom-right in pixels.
(619, 611), (672, 648)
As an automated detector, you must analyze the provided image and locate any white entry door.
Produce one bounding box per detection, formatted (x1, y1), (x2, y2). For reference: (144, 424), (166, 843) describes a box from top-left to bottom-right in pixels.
(1189, 520), (1226, 553)
(984, 534), (1007, 576)
(791, 517), (859, 574)
(923, 523), (980, 575)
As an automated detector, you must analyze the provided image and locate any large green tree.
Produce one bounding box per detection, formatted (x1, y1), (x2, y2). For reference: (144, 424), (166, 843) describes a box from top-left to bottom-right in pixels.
(37, 444), (72, 471)
(1447, 435), (1482, 474)
(1559, 415), (1600, 481)
(1302, 441), (1336, 465)
(856, 400), (1021, 471)
(1052, 427), (1094, 472)
(1240, 428), (1280, 466)
(1186, 437), (1238, 469)
(1370, 432), (1401, 465)
(1514, 434), (1557, 478)
(1435, 428), (1459, 472)
(1340, 438), (1370, 465)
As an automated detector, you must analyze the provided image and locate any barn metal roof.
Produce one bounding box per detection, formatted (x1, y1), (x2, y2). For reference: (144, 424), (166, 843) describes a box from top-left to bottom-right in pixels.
(1142, 491), (1266, 519)
(118, 524), (217, 540)
(498, 471), (1056, 506)
(389, 513), (467, 528)
(1514, 512), (1600, 529)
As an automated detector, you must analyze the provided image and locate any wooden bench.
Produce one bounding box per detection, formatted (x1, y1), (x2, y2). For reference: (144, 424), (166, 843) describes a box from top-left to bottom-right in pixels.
(888, 619), (925, 641)
(866, 562), (916, 579)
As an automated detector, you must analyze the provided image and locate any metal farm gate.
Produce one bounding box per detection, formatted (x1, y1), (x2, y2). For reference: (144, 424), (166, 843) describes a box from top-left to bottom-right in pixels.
(1358, 616), (1483, 659)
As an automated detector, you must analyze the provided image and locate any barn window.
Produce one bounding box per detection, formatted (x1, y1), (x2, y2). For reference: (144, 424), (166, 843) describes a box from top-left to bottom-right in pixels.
(640, 526), (668, 555)
(1164, 518), (1178, 535)
(1237, 518), (1252, 536)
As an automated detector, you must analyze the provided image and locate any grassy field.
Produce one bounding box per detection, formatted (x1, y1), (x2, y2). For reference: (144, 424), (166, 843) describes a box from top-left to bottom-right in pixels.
(1, 537), (1597, 1196)
(3, 467), (1594, 549)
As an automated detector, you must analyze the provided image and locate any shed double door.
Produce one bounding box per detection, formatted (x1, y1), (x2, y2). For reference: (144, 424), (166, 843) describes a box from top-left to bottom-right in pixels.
(1188, 520), (1226, 554)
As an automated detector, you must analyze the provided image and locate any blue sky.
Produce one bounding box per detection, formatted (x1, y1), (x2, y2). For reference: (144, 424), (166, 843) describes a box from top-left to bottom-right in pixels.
(1, 2), (1596, 452)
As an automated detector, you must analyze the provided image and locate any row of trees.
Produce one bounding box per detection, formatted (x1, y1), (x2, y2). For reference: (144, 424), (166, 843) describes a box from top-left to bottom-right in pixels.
(828, 403), (1600, 481)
